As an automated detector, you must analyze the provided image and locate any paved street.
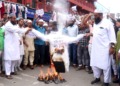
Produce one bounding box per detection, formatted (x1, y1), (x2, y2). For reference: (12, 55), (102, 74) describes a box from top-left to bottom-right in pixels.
(0, 66), (117, 86)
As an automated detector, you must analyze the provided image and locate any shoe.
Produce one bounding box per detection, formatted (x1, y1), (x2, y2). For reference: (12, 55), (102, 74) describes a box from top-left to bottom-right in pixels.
(73, 65), (77, 69)
(81, 65), (85, 69)
(23, 65), (27, 70)
(0, 73), (4, 77)
(113, 75), (118, 83)
(76, 66), (82, 71)
(101, 83), (109, 86)
(91, 78), (101, 84)
(40, 65), (44, 68)
(6, 75), (13, 79)
(2, 71), (5, 74)
(85, 67), (89, 72)
(113, 79), (119, 83)
(17, 67), (22, 71)
(15, 67), (18, 72)
(34, 64), (38, 67)
(88, 70), (93, 74)
(30, 65), (34, 69)
(11, 72), (19, 75)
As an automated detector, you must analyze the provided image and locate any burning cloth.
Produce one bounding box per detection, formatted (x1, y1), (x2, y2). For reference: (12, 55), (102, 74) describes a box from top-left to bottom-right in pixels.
(32, 30), (85, 72)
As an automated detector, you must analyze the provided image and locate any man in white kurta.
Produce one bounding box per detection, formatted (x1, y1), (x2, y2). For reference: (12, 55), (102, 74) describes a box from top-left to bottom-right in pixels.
(85, 10), (116, 86)
(4, 13), (31, 79)
(15, 18), (25, 71)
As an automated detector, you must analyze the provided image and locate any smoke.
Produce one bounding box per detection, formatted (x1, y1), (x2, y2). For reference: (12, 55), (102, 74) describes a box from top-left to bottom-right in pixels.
(53, 0), (70, 33)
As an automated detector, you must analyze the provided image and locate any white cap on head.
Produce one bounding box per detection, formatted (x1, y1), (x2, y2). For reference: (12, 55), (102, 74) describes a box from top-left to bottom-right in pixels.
(49, 20), (53, 22)
(94, 9), (103, 13)
(43, 23), (48, 26)
(9, 13), (16, 18)
(27, 20), (32, 23)
(39, 19), (43, 22)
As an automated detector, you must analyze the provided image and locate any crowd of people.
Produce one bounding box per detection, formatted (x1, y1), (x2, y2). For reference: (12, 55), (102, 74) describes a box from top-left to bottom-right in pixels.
(0, 8), (120, 86)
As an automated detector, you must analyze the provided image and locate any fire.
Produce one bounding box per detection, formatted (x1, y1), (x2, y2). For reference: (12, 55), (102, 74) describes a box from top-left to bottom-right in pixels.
(38, 66), (66, 84)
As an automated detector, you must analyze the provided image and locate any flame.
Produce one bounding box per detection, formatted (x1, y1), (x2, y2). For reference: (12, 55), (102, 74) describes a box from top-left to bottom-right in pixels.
(38, 66), (64, 82)
(39, 70), (44, 80)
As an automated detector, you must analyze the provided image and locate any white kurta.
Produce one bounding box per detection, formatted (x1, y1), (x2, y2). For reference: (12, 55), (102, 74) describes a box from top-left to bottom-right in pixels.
(91, 18), (116, 70)
(4, 21), (27, 61)
(32, 30), (84, 72)
(17, 25), (25, 55)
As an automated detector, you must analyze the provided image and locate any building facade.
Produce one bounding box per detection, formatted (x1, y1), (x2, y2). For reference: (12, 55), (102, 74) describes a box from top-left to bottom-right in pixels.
(69, 0), (96, 15)
(5, 0), (96, 14)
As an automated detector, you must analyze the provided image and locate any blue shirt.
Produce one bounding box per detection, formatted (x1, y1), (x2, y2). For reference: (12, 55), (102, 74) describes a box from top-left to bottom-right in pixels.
(33, 19), (46, 45)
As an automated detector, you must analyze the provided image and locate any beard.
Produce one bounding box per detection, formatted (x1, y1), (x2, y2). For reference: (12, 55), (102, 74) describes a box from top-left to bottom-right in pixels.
(69, 23), (74, 27)
(95, 17), (101, 24)
(11, 21), (16, 25)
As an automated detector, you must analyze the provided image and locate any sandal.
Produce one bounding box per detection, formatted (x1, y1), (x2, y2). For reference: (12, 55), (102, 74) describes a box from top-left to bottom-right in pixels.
(0, 73), (4, 77)
(11, 72), (19, 75)
(6, 75), (13, 79)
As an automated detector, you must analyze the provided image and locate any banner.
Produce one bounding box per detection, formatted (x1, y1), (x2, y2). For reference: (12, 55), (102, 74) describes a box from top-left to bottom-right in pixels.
(27, 9), (36, 18)
(27, 9), (52, 21)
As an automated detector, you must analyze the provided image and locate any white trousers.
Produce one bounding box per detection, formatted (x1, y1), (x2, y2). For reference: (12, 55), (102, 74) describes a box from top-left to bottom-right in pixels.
(15, 55), (23, 68)
(111, 56), (118, 75)
(0, 50), (4, 73)
(5, 60), (16, 75)
(92, 66), (111, 83)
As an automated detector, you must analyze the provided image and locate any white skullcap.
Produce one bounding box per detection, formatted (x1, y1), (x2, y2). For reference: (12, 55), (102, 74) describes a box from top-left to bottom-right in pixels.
(9, 13), (16, 18)
(27, 20), (32, 23)
(49, 20), (53, 22)
(94, 9), (103, 13)
(39, 19), (43, 22)
(43, 23), (48, 26)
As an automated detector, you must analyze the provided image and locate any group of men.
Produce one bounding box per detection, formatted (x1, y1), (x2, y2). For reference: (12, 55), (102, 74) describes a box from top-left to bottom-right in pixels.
(0, 8), (120, 86)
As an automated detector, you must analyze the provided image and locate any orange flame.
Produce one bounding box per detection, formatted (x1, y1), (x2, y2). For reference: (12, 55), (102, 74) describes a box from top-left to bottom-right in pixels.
(39, 70), (44, 78)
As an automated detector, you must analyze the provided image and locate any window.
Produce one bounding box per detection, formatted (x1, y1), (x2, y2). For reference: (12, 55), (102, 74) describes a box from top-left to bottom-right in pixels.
(17, 0), (22, 4)
(32, 0), (36, 8)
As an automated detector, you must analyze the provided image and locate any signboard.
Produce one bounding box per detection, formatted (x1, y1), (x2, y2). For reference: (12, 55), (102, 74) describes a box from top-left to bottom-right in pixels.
(36, 9), (44, 16)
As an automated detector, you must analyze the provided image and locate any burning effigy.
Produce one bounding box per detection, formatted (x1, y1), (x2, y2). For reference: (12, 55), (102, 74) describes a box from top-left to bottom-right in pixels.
(38, 42), (67, 84)
(38, 67), (66, 84)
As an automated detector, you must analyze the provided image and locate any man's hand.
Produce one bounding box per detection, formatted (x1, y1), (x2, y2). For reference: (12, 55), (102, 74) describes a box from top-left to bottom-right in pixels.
(25, 43), (29, 47)
(109, 47), (114, 55)
(3, 32), (5, 35)
(113, 53), (116, 59)
(86, 46), (88, 49)
(107, 14), (110, 18)
(34, 14), (38, 19)
(45, 42), (48, 46)
(116, 53), (120, 60)
(76, 42), (79, 45)
(89, 13), (94, 16)
(84, 33), (93, 37)
(36, 37), (39, 39)
(19, 40), (22, 45)
(25, 28), (32, 34)
(40, 15), (43, 18)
